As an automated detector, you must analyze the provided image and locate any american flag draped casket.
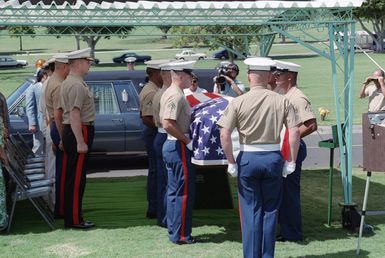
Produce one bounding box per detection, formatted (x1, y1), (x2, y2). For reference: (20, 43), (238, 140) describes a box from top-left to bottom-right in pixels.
(186, 92), (290, 166)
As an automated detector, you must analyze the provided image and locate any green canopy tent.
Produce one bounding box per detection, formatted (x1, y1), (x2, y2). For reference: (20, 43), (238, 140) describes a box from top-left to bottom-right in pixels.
(0, 0), (365, 212)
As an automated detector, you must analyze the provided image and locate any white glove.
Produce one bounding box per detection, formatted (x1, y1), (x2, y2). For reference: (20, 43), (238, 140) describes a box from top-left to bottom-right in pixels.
(186, 141), (193, 151)
(227, 163), (238, 177)
(282, 161), (296, 178)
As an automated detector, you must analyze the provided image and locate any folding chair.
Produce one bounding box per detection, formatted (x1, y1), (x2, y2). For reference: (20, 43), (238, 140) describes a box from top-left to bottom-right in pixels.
(3, 143), (54, 232)
(6, 140), (45, 179)
(9, 134), (45, 164)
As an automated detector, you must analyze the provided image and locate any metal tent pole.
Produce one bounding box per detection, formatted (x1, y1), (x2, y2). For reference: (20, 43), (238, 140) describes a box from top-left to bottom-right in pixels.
(328, 24), (348, 204)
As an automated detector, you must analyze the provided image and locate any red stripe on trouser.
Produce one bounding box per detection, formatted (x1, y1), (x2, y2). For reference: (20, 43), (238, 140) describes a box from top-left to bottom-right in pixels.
(180, 142), (189, 241)
(59, 153), (68, 216)
(203, 92), (221, 99)
(238, 193), (243, 237)
(72, 125), (88, 225)
(186, 94), (201, 107)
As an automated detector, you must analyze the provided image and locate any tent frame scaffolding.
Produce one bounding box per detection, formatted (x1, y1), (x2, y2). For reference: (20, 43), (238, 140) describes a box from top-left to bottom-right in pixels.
(0, 0), (362, 207)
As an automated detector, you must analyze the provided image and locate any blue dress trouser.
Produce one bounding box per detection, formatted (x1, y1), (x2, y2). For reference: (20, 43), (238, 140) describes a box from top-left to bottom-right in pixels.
(50, 122), (64, 217)
(237, 151), (283, 258)
(153, 132), (167, 227)
(163, 139), (195, 243)
(141, 125), (157, 215)
(279, 139), (307, 241)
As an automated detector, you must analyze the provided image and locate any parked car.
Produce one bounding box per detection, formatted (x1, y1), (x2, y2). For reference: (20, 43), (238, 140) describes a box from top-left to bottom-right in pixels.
(0, 56), (28, 68)
(213, 49), (248, 60)
(212, 49), (238, 60)
(7, 69), (217, 156)
(175, 50), (207, 61)
(112, 52), (152, 64)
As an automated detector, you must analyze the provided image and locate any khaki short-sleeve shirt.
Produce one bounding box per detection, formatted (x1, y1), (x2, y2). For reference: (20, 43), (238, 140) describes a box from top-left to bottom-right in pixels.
(45, 74), (64, 119)
(160, 85), (191, 134)
(217, 86), (299, 144)
(365, 84), (385, 112)
(152, 87), (167, 128)
(60, 74), (95, 124)
(285, 86), (316, 124)
(139, 81), (159, 117)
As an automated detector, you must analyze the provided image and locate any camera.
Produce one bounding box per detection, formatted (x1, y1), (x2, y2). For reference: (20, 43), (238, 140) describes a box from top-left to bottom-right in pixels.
(215, 64), (229, 91)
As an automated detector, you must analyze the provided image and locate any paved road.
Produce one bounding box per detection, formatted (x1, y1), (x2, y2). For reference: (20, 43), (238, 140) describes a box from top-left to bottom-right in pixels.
(87, 125), (364, 178)
(303, 125), (363, 170)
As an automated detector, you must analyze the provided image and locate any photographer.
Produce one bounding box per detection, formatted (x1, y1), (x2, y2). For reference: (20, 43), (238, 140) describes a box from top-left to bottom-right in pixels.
(213, 62), (245, 97)
(359, 69), (385, 112)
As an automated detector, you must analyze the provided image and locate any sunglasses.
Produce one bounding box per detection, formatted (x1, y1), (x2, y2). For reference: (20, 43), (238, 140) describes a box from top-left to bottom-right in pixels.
(192, 80), (197, 83)
(274, 71), (287, 77)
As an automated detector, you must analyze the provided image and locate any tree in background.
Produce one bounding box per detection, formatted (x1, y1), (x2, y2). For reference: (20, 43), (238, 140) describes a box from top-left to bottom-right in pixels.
(354, 0), (385, 53)
(170, 26), (260, 62)
(7, 26), (36, 51)
(157, 26), (172, 39)
(46, 26), (134, 58)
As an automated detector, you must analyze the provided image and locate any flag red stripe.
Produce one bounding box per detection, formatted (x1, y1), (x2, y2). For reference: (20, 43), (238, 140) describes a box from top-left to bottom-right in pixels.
(281, 129), (290, 161)
(203, 92), (221, 99)
(186, 94), (201, 107)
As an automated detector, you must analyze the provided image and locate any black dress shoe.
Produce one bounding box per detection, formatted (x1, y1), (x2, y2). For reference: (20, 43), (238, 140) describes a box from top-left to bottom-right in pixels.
(157, 223), (167, 228)
(54, 214), (64, 219)
(175, 237), (197, 245)
(276, 236), (288, 242)
(70, 221), (95, 230)
(276, 236), (301, 242)
(146, 211), (157, 219)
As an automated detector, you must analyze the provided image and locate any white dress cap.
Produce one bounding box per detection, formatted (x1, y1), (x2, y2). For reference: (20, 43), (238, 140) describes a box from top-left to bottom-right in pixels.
(53, 54), (69, 64)
(168, 60), (196, 72)
(159, 59), (182, 71)
(244, 57), (276, 71)
(43, 57), (56, 68)
(144, 59), (171, 69)
(275, 60), (301, 73)
(67, 48), (93, 60)
(124, 57), (137, 63)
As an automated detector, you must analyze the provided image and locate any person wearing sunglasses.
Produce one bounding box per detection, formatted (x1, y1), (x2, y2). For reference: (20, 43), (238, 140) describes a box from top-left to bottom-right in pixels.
(59, 48), (96, 230)
(274, 60), (317, 243)
(183, 72), (207, 95)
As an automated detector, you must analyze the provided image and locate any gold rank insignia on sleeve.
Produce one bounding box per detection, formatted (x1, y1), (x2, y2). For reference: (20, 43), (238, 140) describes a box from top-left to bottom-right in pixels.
(168, 102), (176, 111)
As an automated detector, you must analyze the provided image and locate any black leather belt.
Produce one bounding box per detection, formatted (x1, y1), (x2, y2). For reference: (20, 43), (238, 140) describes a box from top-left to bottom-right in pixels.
(82, 121), (94, 126)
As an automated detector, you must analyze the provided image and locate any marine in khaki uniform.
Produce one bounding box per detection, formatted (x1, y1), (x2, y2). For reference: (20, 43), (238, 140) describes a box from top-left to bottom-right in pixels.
(44, 54), (70, 218)
(59, 48), (95, 229)
(160, 60), (196, 244)
(274, 60), (317, 242)
(152, 61), (173, 227)
(359, 69), (385, 112)
(217, 57), (301, 258)
(139, 60), (164, 219)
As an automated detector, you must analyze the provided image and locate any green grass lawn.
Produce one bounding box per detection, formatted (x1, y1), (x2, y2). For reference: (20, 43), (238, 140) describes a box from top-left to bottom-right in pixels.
(0, 169), (384, 258)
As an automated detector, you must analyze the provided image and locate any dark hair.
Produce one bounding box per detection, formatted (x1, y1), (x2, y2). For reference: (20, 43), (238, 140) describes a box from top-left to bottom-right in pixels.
(227, 63), (239, 75)
(44, 62), (55, 73)
(191, 72), (198, 81)
(36, 69), (47, 82)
